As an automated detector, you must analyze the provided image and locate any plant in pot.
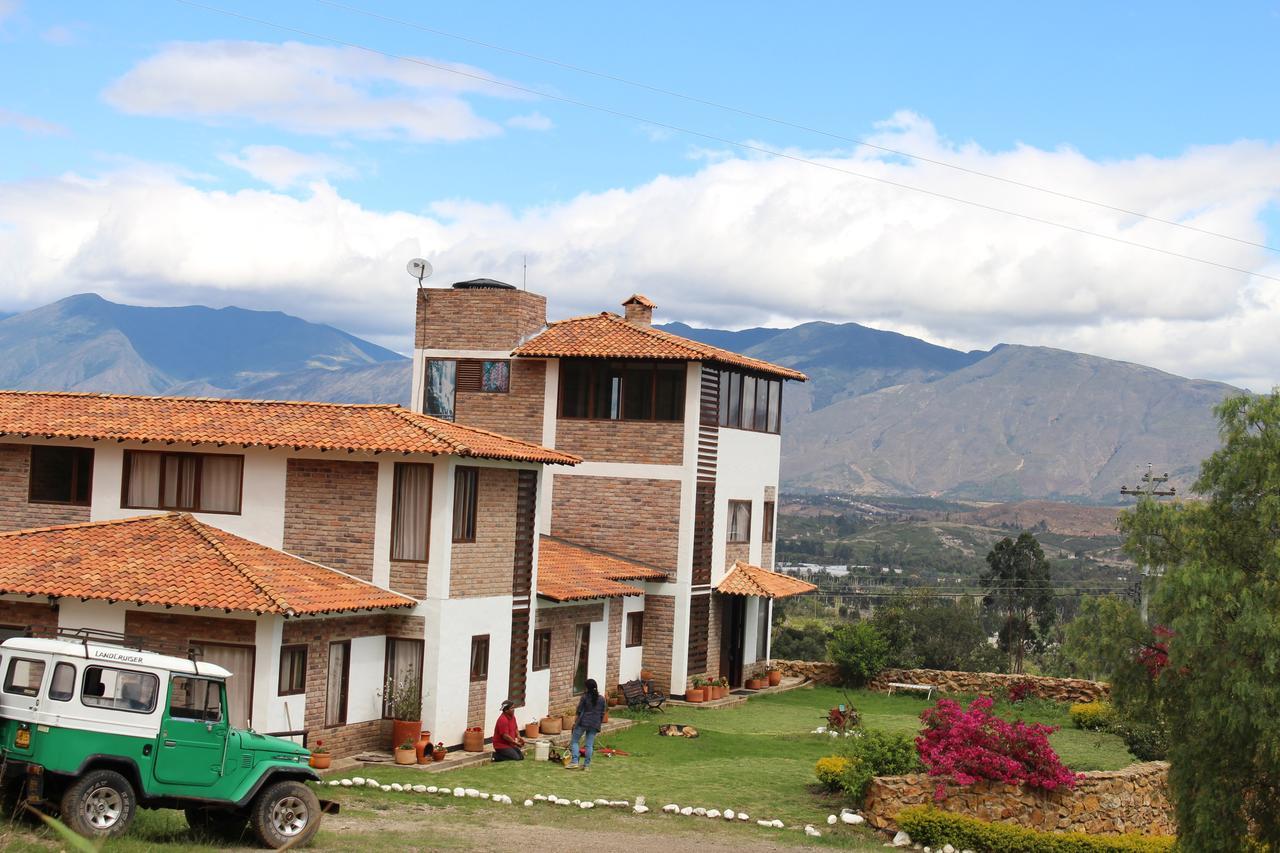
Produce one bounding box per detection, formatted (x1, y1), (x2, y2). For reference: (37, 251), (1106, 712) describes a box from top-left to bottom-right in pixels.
(718, 676), (730, 698)
(382, 673), (423, 752)
(745, 673), (766, 690)
(462, 726), (485, 752)
(767, 664), (783, 687)
(308, 739), (331, 770)
(395, 739), (417, 765)
(524, 720), (540, 739)
(687, 677), (705, 703)
(432, 741), (448, 762)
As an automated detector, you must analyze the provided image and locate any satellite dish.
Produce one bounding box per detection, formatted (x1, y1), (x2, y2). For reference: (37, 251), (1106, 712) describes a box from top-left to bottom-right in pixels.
(406, 258), (433, 286)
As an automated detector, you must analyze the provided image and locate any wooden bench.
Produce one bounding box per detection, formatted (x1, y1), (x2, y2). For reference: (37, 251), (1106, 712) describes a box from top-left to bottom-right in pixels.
(621, 679), (666, 712)
(886, 682), (935, 700)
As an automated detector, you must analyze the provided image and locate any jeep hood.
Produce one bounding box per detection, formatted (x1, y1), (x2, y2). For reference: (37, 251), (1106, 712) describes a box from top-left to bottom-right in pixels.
(235, 729), (309, 756)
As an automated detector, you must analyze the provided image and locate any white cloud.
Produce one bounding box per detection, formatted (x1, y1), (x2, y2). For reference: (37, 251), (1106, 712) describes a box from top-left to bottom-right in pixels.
(103, 40), (533, 142)
(219, 145), (353, 189)
(506, 112), (553, 131)
(0, 108), (67, 136)
(2, 114), (1279, 389)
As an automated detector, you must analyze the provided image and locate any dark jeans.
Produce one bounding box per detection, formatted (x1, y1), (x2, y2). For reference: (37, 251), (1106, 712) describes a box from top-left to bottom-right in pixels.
(492, 746), (524, 762)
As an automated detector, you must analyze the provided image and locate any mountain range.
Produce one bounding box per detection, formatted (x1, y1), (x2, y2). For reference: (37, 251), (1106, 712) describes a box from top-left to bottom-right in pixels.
(0, 294), (1238, 502)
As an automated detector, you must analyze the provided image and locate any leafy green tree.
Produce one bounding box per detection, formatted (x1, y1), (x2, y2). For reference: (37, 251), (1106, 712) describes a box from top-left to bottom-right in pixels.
(871, 594), (1002, 672)
(770, 620), (831, 661)
(981, 532), (1055, 673)
(827, 621), (889, 687)
(1118, 391), (1280, 850)
(1059, 595), (1147, 681)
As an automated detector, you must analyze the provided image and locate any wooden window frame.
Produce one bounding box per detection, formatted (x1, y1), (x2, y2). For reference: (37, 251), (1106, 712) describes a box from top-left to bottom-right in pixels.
(470, 634), (490, 681)
(728, 500), (752, 544)
(532, 628), (551, 671)
(382, 637), (425, 719)
(28, 445), (94, 507)
(556, 359), (685, 423)
(326, 640), (351, 727)
(278, 644), (307, 696)
(120, 449), (244, 515)
(625, 611), (644, 648)
(763, 500), (776, 543)
(390, 462), (433, 563)
(571, 624), (591, 695)
(452, 466), (479, 543)
(715, 369), (783, 435)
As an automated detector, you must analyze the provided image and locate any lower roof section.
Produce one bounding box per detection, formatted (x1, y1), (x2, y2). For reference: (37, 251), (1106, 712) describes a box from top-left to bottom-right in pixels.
(537, 536), (669, 602)
(717, 561), (817, 599)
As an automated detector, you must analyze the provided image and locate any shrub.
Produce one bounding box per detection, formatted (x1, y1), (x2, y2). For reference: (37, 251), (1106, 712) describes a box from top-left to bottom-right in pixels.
(917, 696), (1079, 798)
(771, 620), (832, 661)
(896, 806), (1175, 852)
(1007, 679), (1037, 703)
(1108, 716), (1169, 761)
(838, 730), (921, 802)
(814, 755), (851, 791)
(827, 622), (889, 688)
(1070, 701), (1115, 731)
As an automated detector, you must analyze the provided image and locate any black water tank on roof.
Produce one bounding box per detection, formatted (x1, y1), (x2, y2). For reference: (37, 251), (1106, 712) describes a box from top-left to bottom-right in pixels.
(452, 278), (516, 290)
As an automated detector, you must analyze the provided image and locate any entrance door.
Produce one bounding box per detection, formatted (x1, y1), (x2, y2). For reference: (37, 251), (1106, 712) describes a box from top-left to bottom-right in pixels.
(155, 676), (227, 787)
(719, 597), (748, 688)
(198, 643), (254, 728)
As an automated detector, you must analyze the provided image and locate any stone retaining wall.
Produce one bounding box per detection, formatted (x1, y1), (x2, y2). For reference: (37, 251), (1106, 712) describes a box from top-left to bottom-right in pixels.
(863, 762), (1174, 837)
(770, 660), (1109, 703)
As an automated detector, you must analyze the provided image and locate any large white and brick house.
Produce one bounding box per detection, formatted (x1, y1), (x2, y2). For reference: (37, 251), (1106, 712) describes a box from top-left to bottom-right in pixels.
(0, 279), (812, 755)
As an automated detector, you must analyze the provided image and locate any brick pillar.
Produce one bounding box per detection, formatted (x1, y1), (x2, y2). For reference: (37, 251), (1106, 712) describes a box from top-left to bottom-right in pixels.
(605, 598), (622, 693)
(640, 594), (675, 691)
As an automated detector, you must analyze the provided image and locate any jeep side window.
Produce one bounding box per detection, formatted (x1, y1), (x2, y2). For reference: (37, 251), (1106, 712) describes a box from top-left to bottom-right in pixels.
(169, 676), (223, 723)
(81, 665), (160, 714)
(3, 658), (45, 697)
(49, 662), (75, 702)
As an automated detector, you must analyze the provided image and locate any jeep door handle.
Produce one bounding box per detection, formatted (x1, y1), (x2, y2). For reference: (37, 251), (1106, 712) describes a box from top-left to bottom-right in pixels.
(163, 740), (176, 747)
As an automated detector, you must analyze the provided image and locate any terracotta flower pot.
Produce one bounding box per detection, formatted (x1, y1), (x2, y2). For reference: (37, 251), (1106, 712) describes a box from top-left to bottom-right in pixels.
(462, 726), (485, 753)
(745, 678), (765, 690)
(539, 716), (562, 735)
(308, 753), (331, 770)
(767, 669), (782, 687)
(561, 713), (575, 731)
(640, 669), (653, 681)
(607, 695), (620, 707)
(524, 722), (540, 739)
(432, 748), (448, 762)
(416, 730), (433, 764)
(395, 747), (417, 765)
(686, 688), (704, 703)
(392, 719), (420, 752)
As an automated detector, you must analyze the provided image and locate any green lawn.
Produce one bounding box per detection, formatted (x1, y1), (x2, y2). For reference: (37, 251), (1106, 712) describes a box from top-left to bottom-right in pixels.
(2, 686), (1136, 851)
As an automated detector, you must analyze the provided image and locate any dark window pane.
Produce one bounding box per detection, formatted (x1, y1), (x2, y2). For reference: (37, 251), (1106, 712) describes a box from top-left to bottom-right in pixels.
(626, 612), (644, 647)
(326, 642), (349, 726)
(169, 676), (222, 722)
(727, 373), (741, 428)
(532, 629), (551, 671)
(572, 625), (590, 694)
(591, 365), (623, 419)
(767, 381), (782, 433)
(470, 635), (490, 680)
(30, 446), (93, 505)
(49, 662), (75, 702)
(3, 658), (44, 697)
(754, 377), (769, 431)
(452, 466), (478, 542)
(278, 646), (307, 695)
(425, 360), (457, 420)
(623, 364), (654, 420)
(81, 666), (159, 713)
(740, 376), (757, 431)
(654, 366), (685, 421)
(560, 361), (591, 418)
(763, 501), (775, 543)
(717, 371), (731, 426)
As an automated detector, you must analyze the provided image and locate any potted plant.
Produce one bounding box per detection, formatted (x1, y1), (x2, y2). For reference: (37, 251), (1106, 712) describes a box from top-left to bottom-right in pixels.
(607, 691), (620, 707)
(395, 739), (417, 765)
(539, 715), (562, 735)
(382, 673), (423, 752)
(524, 720), (540, 739)
(462, 726), (485, 752)
(718, 676), (730, 698)
(767, 665), (782, 687)
(432, 741), (448, 762)
(687, 677), (705, 703)
(745, 675), (766, 690)
(308, 739), (331, 770)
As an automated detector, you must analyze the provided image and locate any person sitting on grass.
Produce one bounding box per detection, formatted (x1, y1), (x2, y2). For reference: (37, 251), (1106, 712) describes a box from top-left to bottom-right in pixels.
(492, 699), (525, 762)
(567, 678), (605, 771)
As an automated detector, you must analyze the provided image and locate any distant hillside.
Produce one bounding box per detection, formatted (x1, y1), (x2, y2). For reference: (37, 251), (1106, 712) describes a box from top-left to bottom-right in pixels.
(0, 294), (406, 397)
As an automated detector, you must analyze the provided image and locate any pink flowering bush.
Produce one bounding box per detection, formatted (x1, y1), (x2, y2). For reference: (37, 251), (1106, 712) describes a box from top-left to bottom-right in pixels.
(916, 696), (1079, 800)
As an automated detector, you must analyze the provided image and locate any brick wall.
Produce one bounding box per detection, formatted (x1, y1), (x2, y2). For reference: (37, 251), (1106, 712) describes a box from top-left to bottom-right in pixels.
(605, 598), (622, 693)
(124, 611), (256, 649)
(450, 467), (518, 597)
(550, 476), (681, 574)
(281, 613), (425, 756)
(640, 594), (675, 691)
(283, 459), (378, 581)
(466, 677), (487, 730)
(725, 542), (750, 571)
(0, 444), (91, 532)
(415, 287), (547, 350)
(864, 762), (1174, 837)
(553, 419), (684, 465)
(0, 600), (60, 634)
(534, 602), (603, 715)
(762, 485), (777, 569)
(455, 360), (545, 445)
(770, 661), (1110, 703)
(684, 593), (724, 689)
(389, 562), (428, 599)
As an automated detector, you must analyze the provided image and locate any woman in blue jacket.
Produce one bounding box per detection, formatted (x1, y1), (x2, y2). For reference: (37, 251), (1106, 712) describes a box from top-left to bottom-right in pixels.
(567, 678), (605, 770)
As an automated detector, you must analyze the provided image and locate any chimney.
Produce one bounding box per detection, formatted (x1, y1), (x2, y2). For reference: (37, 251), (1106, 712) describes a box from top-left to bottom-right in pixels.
(622, 294), (656, 326)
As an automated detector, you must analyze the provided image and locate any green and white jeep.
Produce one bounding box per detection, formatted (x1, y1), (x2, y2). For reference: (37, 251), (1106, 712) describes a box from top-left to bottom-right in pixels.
(0, 632), (335, 847)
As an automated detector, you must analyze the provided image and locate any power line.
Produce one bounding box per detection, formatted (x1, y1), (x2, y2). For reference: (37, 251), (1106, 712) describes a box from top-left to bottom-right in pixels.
(171, 0), (1280, 286)
(313, 0), (1279, 255)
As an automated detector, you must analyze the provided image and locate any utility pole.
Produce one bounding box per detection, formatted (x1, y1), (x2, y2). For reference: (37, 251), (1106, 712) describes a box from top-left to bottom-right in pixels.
(1119, 463), (1177, 622)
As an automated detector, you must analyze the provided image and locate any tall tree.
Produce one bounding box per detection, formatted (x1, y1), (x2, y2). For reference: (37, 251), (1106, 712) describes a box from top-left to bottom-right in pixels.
(981, 532), (1055, 673)
(1119, 391), (1280, 850)
(1060, 595), (1147, 681)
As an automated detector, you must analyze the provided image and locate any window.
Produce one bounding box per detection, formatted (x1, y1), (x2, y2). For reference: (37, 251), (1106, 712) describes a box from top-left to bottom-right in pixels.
(425, 359), (457, 420)
(278, 645), (307, 696)
(29, 446), (93, 505)
(572, 625), (591, 694)
(326, 642), (350, 726)
(531, 629), (551, 671)
(470, 635), (490, 681)
(625, 612), (644, 648)
(391, 462), (432, 561)
(122, 450), (243, 514)
(452, 466), (478, 543)
(716, 370), (782, 434)
(81, 666), (159, 714)
(4, 658), (45, 696)
(558, 359), (685, 422)
(480, 360), (510, 393)
(169, 676), (223, 722)
(728, 500), (752, 543)
(383, 638), (424, 718)
(0, 625), (24, 643)
(763, 500), (775, 543)
(756, 600), (770, 661)
(49, 662), (75, 702)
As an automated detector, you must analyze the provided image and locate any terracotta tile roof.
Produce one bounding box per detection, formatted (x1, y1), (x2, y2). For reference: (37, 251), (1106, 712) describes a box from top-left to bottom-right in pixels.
(717, 561), (817, 599)
(512, 313), (807, 381)
(0, 391), (579, 465)
(622, 294), (657, 308)
(0, 513), (416, 616)
(537, 536), (668, 602)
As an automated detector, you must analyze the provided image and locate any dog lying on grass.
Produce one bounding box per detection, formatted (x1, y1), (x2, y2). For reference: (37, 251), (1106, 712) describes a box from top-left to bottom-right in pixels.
(657, 724), (699, 738)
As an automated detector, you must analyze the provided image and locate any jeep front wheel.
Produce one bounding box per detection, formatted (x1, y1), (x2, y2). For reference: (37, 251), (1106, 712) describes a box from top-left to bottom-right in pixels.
(60, 769), (136, 839)
(249, 779), (321, 849)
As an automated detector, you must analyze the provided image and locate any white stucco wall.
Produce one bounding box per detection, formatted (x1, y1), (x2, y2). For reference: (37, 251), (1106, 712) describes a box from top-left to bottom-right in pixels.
(347, 635), (386, 725)
(426, 595), (513, 743)
(713, 427), (782, 579)
(56, 599), (125, 634)
(619, 595), (645, 682)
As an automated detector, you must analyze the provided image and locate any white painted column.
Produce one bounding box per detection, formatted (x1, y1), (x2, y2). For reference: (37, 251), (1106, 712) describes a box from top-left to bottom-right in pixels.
(252, 616), (284, 732)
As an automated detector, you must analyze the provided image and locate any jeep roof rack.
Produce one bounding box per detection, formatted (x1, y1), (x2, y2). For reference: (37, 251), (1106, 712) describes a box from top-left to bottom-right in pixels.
(54, 627), (205, 665)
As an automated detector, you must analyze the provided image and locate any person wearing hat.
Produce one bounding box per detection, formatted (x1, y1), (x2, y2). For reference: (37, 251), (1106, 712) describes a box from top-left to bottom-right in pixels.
(492, 699), (526, 762)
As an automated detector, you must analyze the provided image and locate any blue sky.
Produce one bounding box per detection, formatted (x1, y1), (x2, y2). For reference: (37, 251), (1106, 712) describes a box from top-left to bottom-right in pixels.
(1, 1), (1279, 388)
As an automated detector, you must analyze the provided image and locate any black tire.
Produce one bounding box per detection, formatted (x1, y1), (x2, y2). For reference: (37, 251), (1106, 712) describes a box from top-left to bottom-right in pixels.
(248, 779), (322, 849)
(59, 769), (136, 840)
(185, 806), (249, 843)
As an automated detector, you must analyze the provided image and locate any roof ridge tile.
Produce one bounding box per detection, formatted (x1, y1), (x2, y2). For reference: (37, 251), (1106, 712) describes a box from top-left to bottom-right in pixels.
(180, 514), (291, 616)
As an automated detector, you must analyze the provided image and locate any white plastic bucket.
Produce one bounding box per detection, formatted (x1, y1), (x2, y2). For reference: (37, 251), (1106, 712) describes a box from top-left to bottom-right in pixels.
(534, 739), (551, 761)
